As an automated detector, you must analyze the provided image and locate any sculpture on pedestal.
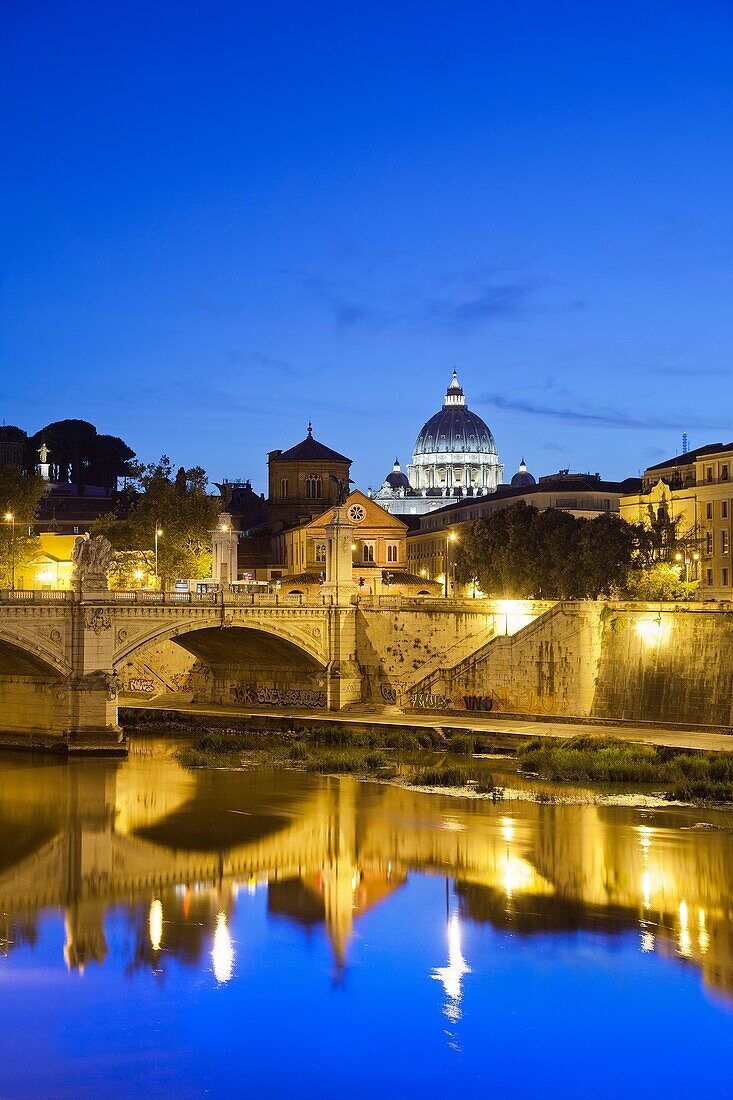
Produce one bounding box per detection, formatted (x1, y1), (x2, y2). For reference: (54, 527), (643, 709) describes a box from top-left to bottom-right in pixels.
(71, 536), (114, 594)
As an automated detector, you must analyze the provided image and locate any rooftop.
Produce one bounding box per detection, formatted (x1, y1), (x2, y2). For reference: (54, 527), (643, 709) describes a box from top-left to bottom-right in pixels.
(645, 442), (733, 472)
(271, 423), (351, 465)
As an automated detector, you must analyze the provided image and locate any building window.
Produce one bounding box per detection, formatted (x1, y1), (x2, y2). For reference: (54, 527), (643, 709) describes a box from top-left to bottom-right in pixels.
(305, 476), (322, 499)
(706, 531), (714, 554)
(315, 542), (326, 563)
(280, 478), (289, 499)
(362, 542), (375, 563)
(723, 465), (729, 482)
(387, 543), (399, 563)
(707, 568), (714, 586)
(706, 502), (713, 520)
(706, 466), (713, 483)
(723, 530), (729, 555)
(73, 526), (79, 534)
(724, 568), (730, 587)
(723, 501), (729, 520)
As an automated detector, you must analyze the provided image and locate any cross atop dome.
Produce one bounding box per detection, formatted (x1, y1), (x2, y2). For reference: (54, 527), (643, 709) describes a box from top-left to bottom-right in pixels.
(444, 369), (466, 408)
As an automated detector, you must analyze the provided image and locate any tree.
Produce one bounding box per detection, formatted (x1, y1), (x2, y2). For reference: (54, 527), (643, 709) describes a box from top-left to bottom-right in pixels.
(455, 503), (648, 599)
(624, 562), (699, 601)
(93, 457), (220, 587)
(0, 467), (46, 588)
(577, 513), (642, 597)
(26, 420), (135, 489)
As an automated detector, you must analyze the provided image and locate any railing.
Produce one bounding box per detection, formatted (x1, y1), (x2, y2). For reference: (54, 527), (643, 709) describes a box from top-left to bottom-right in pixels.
(0, 589), (71, 603)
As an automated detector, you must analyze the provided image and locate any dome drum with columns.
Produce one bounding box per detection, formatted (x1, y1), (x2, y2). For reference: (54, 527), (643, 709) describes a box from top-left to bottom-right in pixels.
(374, 371), (504, 516)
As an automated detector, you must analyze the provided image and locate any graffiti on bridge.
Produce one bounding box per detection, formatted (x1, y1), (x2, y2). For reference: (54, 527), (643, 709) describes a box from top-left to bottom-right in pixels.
(380, 684), (397, 704)
(410, 691), (452, 711)
(232, 685), (327, 709)
(463, 695), (493, 712)
(481, 687), (568, 715)
(127, 678), (156, 693)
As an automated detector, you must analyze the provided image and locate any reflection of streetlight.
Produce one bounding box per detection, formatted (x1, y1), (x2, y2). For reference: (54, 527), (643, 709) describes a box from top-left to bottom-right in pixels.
(149, 898), (163, 952)
(154, 523), (163, 589)
(212, 912), (234, 983)
(445, 531), (457, 598)
(4, 511), (15, 591)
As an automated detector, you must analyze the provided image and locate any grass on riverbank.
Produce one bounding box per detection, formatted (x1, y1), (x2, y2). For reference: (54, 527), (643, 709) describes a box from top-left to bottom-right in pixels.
(518, 735), (733, 801)
(409, 763), (495, 793)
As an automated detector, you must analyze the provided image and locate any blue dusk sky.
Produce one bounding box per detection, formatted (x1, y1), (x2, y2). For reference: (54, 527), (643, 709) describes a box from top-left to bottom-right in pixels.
(3, 0), (733, 493)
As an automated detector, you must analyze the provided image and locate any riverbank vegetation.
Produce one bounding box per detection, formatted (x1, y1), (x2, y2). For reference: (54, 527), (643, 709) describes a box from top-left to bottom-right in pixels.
(518, 736), (733, 801)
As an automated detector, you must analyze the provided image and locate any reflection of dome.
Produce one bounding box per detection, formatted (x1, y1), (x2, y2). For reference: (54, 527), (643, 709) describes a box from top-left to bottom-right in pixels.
(413, 371), (497, 458)
(511, 458), (536, 488)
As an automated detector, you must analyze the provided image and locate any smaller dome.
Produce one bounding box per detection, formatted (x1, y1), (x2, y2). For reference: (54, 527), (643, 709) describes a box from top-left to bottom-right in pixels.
(383, 458), (413, 492)
(511, 458), (536, 488)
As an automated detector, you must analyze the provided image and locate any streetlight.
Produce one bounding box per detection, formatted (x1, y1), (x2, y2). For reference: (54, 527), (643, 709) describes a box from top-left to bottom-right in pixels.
(154, 523), (163, 589)
(445, 531), (458, 598)
(4, 511), (15, 591)
(675, 549), (700, 583)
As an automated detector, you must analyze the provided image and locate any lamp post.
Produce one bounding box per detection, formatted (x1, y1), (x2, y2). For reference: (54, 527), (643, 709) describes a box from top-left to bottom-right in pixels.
(4, 510), (15, 591)
(445, 531), (457, 598)
(675, 549), (700, 583)
(154, 523), (163, 590)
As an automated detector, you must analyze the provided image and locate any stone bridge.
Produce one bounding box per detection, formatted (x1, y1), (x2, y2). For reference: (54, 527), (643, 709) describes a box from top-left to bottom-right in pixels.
(0, 588), (537, 751)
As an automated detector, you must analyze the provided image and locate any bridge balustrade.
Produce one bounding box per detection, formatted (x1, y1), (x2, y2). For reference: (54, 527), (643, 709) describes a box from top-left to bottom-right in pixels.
(0, 589), (71, 603)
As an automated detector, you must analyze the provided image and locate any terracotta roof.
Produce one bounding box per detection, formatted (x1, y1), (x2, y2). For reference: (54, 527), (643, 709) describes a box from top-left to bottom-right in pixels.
(274, 435), (350, 464)
(280, 572), (324, 587)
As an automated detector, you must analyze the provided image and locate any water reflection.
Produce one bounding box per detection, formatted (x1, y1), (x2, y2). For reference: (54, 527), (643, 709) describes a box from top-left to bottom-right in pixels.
(0, 745), (733, 1005)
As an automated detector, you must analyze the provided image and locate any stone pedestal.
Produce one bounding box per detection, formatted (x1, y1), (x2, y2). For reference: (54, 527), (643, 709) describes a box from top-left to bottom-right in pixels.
(321, 506), (357, 606)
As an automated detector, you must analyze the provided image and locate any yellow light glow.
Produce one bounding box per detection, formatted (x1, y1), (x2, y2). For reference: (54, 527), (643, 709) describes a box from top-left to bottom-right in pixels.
(501, 817), (515, 843)
(674, 552), (683, 561)
(436, 573), (445, 585)
(350, 543), (357, 551)
(36, 568), (55, 584)
(4, 512), (13, 522)
(636, 616), (670, 647)
(212, 912), (234, 983)
(149, 898), (163, 951)
(219, 524), (229, 532)
(420, 569), (428, 577)
(448, 532), (457, 542)
(642, 871), (651, 909)
(134, 569), (144, 580)
(156, 528), (163, 537)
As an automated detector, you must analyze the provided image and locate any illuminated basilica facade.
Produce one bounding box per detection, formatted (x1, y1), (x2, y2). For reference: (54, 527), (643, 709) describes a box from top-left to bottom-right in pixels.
(373, 371), (504, 516)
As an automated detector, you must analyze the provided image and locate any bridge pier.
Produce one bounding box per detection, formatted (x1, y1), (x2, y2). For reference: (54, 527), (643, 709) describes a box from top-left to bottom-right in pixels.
(64, 598), (125, 753)
(325, 606), (362, 710)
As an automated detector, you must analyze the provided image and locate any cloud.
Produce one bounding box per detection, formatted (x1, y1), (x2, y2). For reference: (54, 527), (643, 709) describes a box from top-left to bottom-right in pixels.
(478, 392), (727, 432)
(291, 268), (539, 332)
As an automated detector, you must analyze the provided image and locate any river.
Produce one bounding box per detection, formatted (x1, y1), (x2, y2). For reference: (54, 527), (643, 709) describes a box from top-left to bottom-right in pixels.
(0, 738), (732, 1098)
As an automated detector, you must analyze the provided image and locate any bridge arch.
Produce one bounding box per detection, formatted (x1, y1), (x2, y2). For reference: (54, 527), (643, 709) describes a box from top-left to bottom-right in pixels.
(0, 628), (70, 678)
(113, 614), (329, 672)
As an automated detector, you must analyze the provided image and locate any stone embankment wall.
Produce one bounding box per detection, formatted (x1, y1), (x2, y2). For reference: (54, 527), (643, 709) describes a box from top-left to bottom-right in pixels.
(396, 602), (603, 718)
(391, 600), (733, 728)
(591, 604), (733, 727)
